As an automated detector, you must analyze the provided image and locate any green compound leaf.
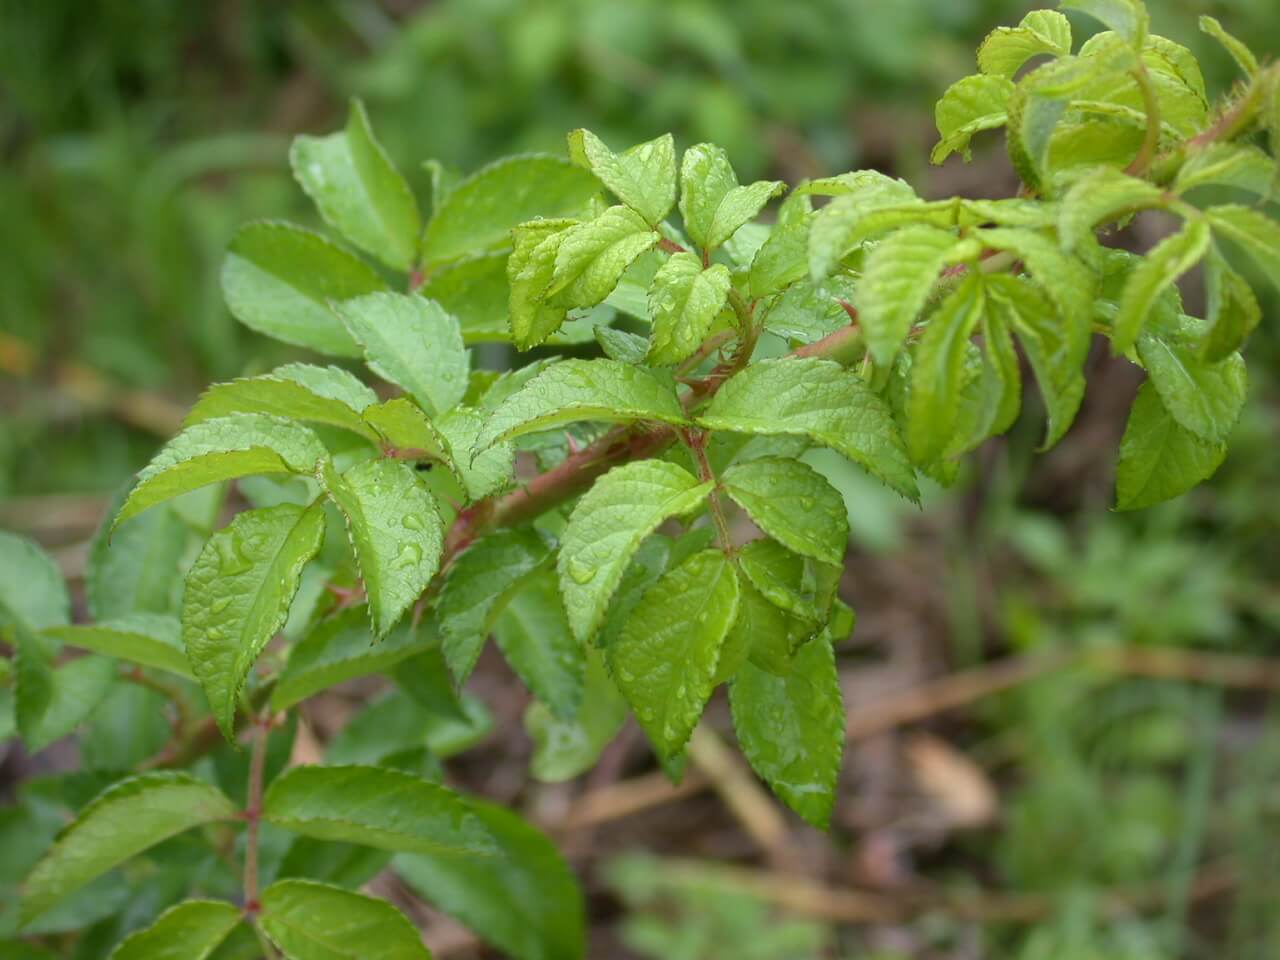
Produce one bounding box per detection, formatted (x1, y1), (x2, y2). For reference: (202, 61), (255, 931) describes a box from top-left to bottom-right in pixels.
(1058, 167), (1166, 252)
(508, 218), (576, 350)
(855, 225), (960, 365)
(721, 457), (848, 565)
(492, 568), (584, 721)
(394, 800), (584, 960)
(730, 634), (845, 829)
(1136, 335), (1246, 443)
(1199, 15), (1258, 78)
(646, 253), (733, 365)
(19, 773), (238, 926)
(272, 607), (436, 711)
(1206, 204), (1280, 293)
(931, 74), (1015, 163)
(106, 900), (242, 960)
(475, 358), (687, 450)
(422, 153), (599, 266)
(183, 502), (326, 739)
(319, 458), (444, 640)
(362, 397), (453, 466)
(609, 549), (740, 761)
(46, 614), (190, 679)
(568, 128), (676, 226)
(116, 414), (327, 528)
(1113, 218), (1211, 353)
(558, 460), (712, 644)
(977, 10), (1073, 78)
(334, 293), (470, 418)
(697, 358), (919, 503)
(908, 275), (986, 465)
(290, 99), (420, 271)
(263, 764), (497, 858)
(526, 646), (627, 782)
(188, 364), (380, 442)
(220, 220), (384, 358)
(438, 528), (552, 684)
(678, 143), (784, 251)
(545, 206), (659, 309)
(260, 880), (430, 960)
(1202, 246), (1261, 362)
(1116, 381), (1226, 510)
(1061, 0), (1149, 47)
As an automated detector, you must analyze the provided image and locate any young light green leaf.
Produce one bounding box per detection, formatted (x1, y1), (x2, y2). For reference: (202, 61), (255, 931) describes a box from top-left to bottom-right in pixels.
(334, 293), (469, 417)
(184, 502), (326, 738)
(187, 364), (380, 442)
(508, 219), (575, 349)
(855, 225), (959, 365)
(931, 74), (1015, 163)
(907, 276), (985, 464)
(475, 358), (687, 450)
(422, 154), (599, 265)
(1136, 335), (1245, 443)
(1174, 144), (1276, 197)
(45, 614), (190, 679)
(678, 143), (784, 251)
(0, 532), (69, 633)
(1199, 15), (1258, 77)
(319, 458), (443, 640)
(1059, 167), (1165, 251)
(436, 407), (516, 501)
(260, 880), (430, 960)
(558, 460), (711, 644)
(394, 800), (584, 960)
(221, 221), (384, 358)
(645, 253), (732, 365)
(807, 175), (921, 281)
(1202, 246), (1261, 362)
(730, 634), (844, 829)
(438, 528), (552, 683)
(697, 358), (919, 502)
(262, 764), (497, 858)
(545, 206), (658, 309)
(977, 10), (1073, 78)
(272, 607), (436, 711)
(19, 773), (238, 925)
(117, 415), (327, 527)
(748, 217), (811, 299)
(525, 646), (627, 782)
(722, 457), (848, 565)
(362, 397), (453, 466)
(977, 227), (1095, 339)
(609, 549), (740, 760)
(1061, 0), (1149, 47)
(492, 568), (584, 721)
(1113, 218), (1211, 353)
(290, 100), (420, 271)
(1206, 204), (1280, 292)
(568, 129), (675, 226)
(107, 900), (242, 960)
(1116, 381), (1226, 510)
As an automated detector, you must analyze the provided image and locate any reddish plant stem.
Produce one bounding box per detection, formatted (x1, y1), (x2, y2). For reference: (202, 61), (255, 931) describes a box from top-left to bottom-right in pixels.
(686, 430), (734, 553)
(242, 714), (271, 917)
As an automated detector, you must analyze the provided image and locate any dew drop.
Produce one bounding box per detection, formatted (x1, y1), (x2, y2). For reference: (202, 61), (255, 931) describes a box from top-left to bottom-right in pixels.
(799, 496), (815, 510)
(393, 542), (423, 569)
(567, 559), (596, 585)
(402, 513), (424, 531)
(209, 596), (234, 615)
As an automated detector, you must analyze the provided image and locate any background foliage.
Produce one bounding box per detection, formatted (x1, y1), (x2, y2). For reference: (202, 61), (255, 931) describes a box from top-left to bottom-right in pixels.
(2, 1), (1280, 958)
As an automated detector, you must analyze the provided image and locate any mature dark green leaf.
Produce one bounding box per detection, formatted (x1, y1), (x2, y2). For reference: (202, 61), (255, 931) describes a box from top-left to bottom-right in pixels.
(394, 800), (584, 960)
(18, 655), (116, 754)
(422, 154), (599, 265)
(1136, 335), (1245, 443)
(722, 457), (848, 565)
(46, 614), (189, 678)
(263, 764), (496, 858)
(290, 100), (420, 271)
(545, 206), (658, 309)
(220, 221), (383, 357)
(730, 635), (844, 829)
(1113, 219), (1211, 352)
(87, 491), (188, 621)
(732, 577), (814, 677)
(475, 359), (687, 450)
(260, 880), (430, 960)
(492, 568), (584, 720)
(558, 460), (711, 644)
(526, 646), (627, 782)
(107, 900), (242, 960)
(697, 358), (919, 502)
(319, 459), (443, 640)
(183, 502), (326, 738)
(334, 293), (469, 417)
(609, 550), (740, 760)
(646, 253), (732, 364)
(1116, 381), (1227, 510)
(117, 415), (327, 527)
(568, 129), (675, 226)
(188, 365), (379, 442)
(678, 143), (783, 250)
(855, 225), (959, 365)
(736, 538), (840, 626)
(19, 773), (238, 925)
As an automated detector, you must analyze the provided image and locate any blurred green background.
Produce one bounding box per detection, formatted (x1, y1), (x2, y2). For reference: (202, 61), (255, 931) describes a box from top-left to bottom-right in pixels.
(2, 1), (1280, 957)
